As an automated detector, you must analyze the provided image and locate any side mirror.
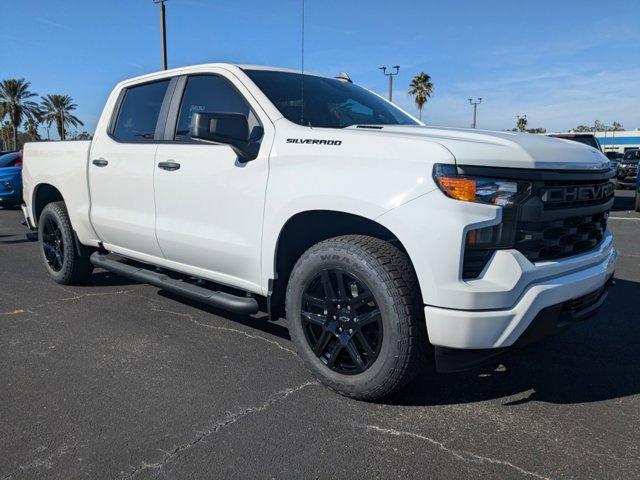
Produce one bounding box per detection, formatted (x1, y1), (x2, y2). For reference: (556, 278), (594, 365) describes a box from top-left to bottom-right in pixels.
(190, 112), (261, 162)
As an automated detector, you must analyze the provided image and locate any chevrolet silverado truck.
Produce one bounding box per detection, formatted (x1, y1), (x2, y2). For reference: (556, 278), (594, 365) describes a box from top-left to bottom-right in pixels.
(21, 64), (617, 400)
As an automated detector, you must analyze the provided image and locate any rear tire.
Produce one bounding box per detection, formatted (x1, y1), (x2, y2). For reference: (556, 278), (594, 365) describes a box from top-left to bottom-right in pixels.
(38, 201), (93, 285)
(635, 191), (640, 212)
(286, 235), (428, 401)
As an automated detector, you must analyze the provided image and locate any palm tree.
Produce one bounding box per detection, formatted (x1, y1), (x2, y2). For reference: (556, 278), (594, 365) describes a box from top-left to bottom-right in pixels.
(40, 94), (83, 140)
(0, 79), (40, 150)
(24, 118), (41, 141)
(516, 115), (528, 132)
(612, 121), (624, 131)
(408, 72), (434, 122)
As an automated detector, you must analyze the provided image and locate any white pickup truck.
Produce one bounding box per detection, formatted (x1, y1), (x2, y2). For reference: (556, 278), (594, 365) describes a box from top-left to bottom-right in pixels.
(21, 64), (617, 400)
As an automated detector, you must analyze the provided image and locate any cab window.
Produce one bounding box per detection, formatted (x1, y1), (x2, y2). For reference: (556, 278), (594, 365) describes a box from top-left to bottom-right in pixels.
(112, 80), (170, 142)
(174, 75), (260, 141)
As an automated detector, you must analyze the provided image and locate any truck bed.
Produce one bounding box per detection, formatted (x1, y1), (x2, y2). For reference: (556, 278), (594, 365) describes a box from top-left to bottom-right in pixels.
(22, 140), (99, 246)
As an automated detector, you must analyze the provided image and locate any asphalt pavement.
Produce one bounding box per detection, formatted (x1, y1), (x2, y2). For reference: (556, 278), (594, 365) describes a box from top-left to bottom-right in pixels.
(0, 190), (638, 479)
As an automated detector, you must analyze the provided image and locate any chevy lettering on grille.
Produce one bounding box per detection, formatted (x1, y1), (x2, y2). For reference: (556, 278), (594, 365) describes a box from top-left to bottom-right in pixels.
(541, 182), (614, 204)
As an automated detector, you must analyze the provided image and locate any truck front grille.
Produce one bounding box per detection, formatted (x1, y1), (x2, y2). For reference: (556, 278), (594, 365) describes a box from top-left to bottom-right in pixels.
(514, 211), (608, 262)
(539, 178), (614, 209)
(461, 167), (614, 279)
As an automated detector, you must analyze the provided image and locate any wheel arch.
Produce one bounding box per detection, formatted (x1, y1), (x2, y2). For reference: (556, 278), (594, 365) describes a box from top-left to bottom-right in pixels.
(32, 183), (65, 224)
(268, 209), (418, 318)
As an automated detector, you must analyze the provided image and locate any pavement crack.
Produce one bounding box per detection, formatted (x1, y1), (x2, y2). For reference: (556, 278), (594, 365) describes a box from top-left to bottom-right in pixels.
(362, 424), (554, 480)
(58, 290), (133, 302)
(149, 304), (297, 355)
(17, 290), (135, 312)
(122, 381), (317, 479)
(0, 309), (30, 316)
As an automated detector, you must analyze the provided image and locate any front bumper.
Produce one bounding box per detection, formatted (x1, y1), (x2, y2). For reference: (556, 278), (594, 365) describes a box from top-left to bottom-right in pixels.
(434, 276), (613, 372)
(0, 194), (21, 205)
(425, 242), (616, 351)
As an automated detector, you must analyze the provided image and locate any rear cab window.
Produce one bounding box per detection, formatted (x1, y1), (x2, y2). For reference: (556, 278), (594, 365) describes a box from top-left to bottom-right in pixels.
(111, 80), (170, 142)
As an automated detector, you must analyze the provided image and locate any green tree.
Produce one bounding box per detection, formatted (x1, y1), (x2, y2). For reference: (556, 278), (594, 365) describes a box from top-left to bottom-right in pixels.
(0, 79), (40, 150)
(40, 94), (83, 140)
(24, 118), (41, 141)
(408, 72), (434, 121)
(516, 115), (528, 132)
(0, 121), (13, 150)
(66, 130), (92, 141)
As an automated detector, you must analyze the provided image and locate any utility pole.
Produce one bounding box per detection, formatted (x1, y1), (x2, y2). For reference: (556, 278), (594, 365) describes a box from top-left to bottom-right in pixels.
(379, 65), (400, 102)
(468, 98), (482, 128)
(154, 0), (168, 70)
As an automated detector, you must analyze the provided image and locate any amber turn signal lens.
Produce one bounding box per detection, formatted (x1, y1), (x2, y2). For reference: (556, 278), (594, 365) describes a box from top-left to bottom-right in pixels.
(438, 177), (476, 202)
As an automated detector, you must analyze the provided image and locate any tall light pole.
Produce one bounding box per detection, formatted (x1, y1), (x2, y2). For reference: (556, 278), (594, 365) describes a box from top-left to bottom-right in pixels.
(379, 65), (400, 102)
(468, 97), (482, 128)
(154, 0), (168, 70)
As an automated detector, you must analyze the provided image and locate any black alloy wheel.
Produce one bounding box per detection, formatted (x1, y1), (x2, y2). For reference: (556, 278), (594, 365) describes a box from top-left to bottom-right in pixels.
(38, 201), (93, 285)
(41, 215), (65, 272)
(286, 235), (428, 400)
(301, 268), (382, 375)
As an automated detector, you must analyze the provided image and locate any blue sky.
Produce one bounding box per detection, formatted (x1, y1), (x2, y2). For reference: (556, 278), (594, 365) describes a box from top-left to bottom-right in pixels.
(2, 0), (639, 138)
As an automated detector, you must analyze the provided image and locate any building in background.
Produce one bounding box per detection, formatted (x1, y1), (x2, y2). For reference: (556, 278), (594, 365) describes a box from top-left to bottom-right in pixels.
(595, 130), (640, 153)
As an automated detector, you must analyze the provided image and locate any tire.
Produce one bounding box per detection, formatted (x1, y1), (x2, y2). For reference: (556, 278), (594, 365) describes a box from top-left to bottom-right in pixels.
(635, 191), (640, 212)
(38, 201), (93, 285)
(286, 235), (428, 401)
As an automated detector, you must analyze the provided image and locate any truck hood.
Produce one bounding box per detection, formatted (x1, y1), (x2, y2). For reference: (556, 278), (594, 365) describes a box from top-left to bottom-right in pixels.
(345, 125), (609, 171)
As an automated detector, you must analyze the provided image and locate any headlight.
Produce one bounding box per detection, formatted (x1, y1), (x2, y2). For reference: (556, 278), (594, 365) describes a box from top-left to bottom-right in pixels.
(433, 164), (529, 206)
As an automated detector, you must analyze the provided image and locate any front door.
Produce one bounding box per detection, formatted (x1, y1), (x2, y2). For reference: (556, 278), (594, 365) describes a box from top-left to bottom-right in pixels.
(154, 72), (272, 291)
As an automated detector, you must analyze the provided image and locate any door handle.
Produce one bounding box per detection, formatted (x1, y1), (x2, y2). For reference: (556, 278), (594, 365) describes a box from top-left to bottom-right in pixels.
(92, 158), (108, 167)
(158, 161), (181, 171)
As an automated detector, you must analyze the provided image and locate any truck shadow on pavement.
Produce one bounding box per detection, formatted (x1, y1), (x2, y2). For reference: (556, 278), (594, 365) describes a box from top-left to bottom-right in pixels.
(157, 290), (292, 341)
(387, 277), (640, 407)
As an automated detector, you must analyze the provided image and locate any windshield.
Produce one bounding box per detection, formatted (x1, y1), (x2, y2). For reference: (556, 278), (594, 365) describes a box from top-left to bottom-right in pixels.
(622, 150), (639, 164)
(244, 69), (418, 128)
(551, 134), (600, 150)
(0, 152), (20, 168)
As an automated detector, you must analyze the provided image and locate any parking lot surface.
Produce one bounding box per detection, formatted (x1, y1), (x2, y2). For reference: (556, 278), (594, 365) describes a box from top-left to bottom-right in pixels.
(1, 190), (638, 480)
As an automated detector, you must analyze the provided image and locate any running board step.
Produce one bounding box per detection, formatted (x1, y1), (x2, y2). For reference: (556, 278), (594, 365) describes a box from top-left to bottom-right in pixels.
(90, 252), (259, 315)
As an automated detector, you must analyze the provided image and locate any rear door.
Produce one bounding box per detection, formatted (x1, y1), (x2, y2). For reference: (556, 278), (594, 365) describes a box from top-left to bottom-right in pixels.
(89, 78), (175, 258)
(153, 71), (272, 291)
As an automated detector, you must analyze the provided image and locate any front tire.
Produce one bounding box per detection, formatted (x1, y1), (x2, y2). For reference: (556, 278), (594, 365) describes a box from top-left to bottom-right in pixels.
(635, 191), (640, 212)
(286, 235), (427, 401)
(38, 201), (93, 285)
